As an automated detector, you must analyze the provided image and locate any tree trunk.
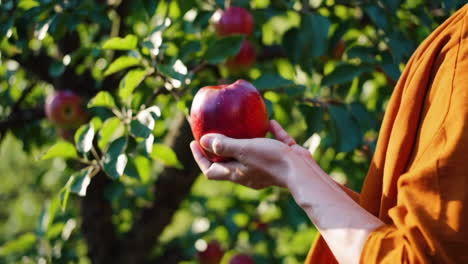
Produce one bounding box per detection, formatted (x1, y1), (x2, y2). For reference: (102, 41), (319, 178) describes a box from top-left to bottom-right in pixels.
(119, 112), (200, 264)
(81, 171), (119, 264)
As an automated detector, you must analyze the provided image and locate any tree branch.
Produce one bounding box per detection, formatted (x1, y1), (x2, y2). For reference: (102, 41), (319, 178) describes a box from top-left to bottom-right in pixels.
(10, 84), (36, 113)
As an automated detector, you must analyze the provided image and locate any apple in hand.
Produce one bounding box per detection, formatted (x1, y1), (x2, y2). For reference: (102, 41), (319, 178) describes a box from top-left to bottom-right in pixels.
(215, 6), (254, 37)
(197, 241), (225, 264)
(229, 254), (255, 264)
(190, 79), (269, 162)
(226, 40), (256, 72)
(45, 90), (88, 128)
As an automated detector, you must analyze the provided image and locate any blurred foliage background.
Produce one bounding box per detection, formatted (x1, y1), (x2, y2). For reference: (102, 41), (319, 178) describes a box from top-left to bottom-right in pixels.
(0, 0), (466, 263)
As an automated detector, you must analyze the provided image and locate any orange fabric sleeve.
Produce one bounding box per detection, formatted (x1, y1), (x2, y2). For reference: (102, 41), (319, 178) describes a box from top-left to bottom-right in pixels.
(360, 4), (468, 263)
(306, 4), (468, 264)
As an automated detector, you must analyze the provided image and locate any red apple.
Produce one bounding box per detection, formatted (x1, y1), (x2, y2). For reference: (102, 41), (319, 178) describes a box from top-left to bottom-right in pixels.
(45, 90), (87, 128)
(253, 219), (268, 232)
(197, 241), (224, 264)
(229, 254), (255, 264)
(215, 6), (254, 37)
(226, 40), (256, 72)
(190, 79), (269, 162)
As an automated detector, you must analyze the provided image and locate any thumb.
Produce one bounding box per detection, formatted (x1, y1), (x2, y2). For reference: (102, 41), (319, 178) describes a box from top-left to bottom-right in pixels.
(200, 134), (247, 160)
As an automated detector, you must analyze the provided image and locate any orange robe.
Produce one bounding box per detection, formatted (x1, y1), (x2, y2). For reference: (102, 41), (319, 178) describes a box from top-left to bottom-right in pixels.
(306, 4), (468, 264)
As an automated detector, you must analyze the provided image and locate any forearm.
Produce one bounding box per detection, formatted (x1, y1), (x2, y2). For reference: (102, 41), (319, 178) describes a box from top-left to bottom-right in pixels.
(289, 163), (383, 264)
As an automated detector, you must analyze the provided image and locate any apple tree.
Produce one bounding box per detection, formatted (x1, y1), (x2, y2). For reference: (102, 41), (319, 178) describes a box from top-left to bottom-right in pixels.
(0, 0), (464, 263)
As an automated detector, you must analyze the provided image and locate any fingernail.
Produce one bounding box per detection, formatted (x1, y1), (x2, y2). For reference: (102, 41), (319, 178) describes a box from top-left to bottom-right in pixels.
(200, 135), (214, 149)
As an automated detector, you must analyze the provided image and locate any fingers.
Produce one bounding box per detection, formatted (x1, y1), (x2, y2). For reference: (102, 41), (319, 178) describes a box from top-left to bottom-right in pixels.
(200, 134), (248, 160)
(205, 162), (266, 189)
(190, 141), (212, 173)
(269, 120), (296, 146)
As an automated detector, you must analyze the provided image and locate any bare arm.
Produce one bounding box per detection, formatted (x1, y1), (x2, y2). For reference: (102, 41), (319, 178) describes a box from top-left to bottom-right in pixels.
(190, 120), (383, 263)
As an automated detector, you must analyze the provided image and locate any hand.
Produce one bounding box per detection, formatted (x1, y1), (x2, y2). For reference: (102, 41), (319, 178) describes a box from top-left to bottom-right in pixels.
(189, 120), (316, 190)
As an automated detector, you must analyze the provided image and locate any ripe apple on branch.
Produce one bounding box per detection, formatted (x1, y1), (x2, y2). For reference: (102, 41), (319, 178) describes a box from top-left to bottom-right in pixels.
(215, 6), (256, 72)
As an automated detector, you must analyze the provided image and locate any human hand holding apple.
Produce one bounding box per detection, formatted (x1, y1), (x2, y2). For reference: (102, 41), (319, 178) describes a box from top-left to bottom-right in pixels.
(190, 80), (269, 162)
(190, 79), (316, 189)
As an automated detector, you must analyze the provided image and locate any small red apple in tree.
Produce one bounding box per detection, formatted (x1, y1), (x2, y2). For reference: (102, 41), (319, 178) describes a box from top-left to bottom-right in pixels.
(226, 39), (256, 72)
(229, 254), (255, 264)
(333, 39), (346, 59)
(197, 241), (225, 264)
(215, 6), (254, 37)
(190, 79), (269, 162)
(253, 219), (268, 232)
(45, 90), (88, 128)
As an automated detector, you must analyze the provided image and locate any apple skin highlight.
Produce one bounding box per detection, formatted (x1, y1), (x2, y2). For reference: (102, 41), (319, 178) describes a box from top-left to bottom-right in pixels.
(190, 80), (269, 162)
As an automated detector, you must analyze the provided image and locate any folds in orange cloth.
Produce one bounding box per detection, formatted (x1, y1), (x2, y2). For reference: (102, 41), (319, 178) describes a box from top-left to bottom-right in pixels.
(305, 4), (468, 264)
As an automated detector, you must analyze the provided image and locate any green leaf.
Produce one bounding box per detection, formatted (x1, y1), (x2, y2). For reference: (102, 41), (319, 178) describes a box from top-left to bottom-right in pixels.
(88, 91), (117, 109)
(0, 19), (14, 40)
(388, 32), (415, 64)
(104, 56), (140, 76)
(282, 28), (303, 64)
(299, 104), (324, 136)
(253, 74), (294, 90)
(98, 117), (122, 150)
(205, 35), (244, 64)
(118, 69), (147, 104)
(41, 141), (78, 160)
(91, 116), (103, 131)
(49, 60), (65, 77)
(301, 14), (330, 58)
(381, 0), (401, 13)
(102, 137), (128, 179)
(349, 102), (377, 132)
(102, 35), (138, 50)
(75, 123), (95, 154)
(381, 52), (401, 81)
(124, 155), (152, 183)
(59, 176), (73, 211)
(70, 167), (94, 196)
(264, 98), (274, 119)
(328, 105), (361, 152)
(322, 64), (371, 86)
(180, 41), (202, 60)
(157, 63), (186, 81)
(18, 0), (39, 10)
(0, 233), (37, 257)
(130, 106), (160, 139)
(151, 144), (183, 169)
(347, 46), (378, 63)
(365, 5), (388, 29)
(46, 223), (65, 240)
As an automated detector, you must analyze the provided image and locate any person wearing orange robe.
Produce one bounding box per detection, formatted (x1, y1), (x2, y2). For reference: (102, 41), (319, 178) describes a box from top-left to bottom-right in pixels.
(306, 4), (468, 263)
(190, 4), (468, 264)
